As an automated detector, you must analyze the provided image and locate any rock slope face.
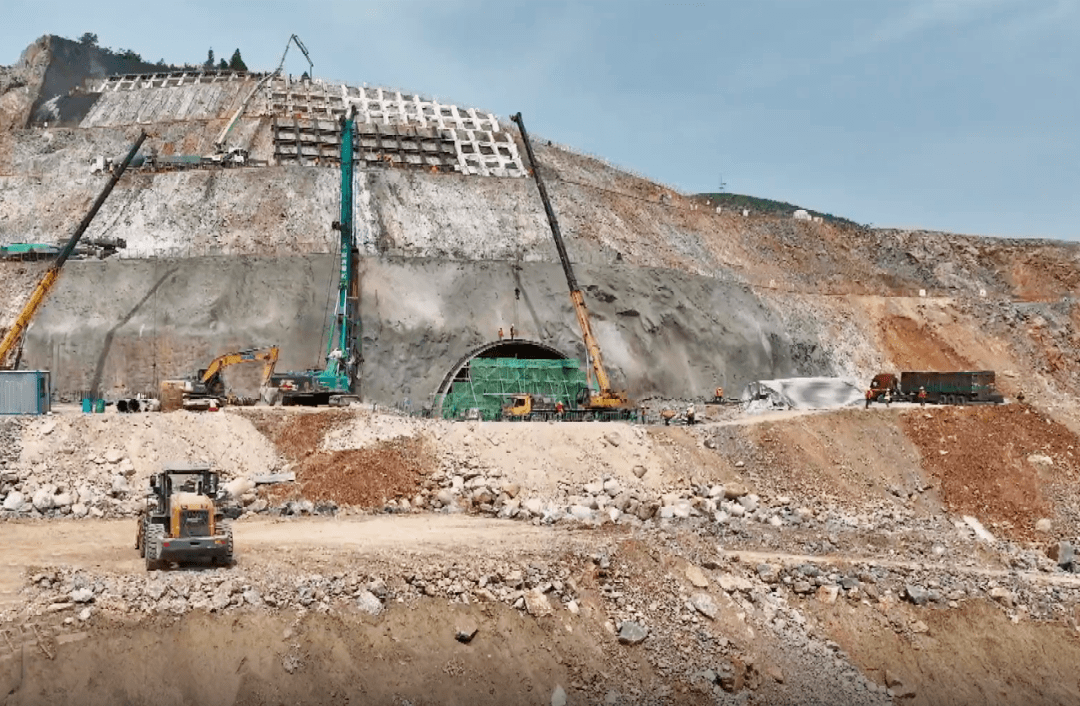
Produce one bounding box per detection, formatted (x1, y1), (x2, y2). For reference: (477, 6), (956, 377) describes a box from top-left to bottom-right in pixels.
(1, 35), (1078, 416)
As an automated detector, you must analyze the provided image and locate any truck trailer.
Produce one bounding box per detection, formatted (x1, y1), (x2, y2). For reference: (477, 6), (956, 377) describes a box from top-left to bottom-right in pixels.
(898, 371), (1004, 405)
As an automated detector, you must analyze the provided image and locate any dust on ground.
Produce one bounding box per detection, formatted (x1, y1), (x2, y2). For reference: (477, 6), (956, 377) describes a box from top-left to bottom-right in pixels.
(0, 515), (586, 609)
(5, 604), (619, 706)
(700, 407), (938, 511)
(816, 599), (1080, 706)
(900, 404), (1080, 541)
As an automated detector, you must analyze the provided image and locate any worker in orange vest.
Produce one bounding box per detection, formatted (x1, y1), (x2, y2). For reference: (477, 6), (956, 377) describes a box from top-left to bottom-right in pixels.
(865, 388), (874, 409)
(918, 386), (927, 407)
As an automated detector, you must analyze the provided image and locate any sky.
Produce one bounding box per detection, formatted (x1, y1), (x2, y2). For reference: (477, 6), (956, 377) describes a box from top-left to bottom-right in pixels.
(3, 0), (1078, 240)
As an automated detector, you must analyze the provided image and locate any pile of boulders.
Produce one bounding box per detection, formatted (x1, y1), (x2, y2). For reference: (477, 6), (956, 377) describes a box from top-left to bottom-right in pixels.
(1, 444), (144, 518)
(10, 554), (592, 624)
(0, 419), (26, 512)
(408, 466), (829, 533)
(739, 553), (1080, 623)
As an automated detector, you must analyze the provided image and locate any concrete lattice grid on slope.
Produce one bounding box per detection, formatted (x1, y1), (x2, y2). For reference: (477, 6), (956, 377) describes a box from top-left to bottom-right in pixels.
(80, 72), (524, 177)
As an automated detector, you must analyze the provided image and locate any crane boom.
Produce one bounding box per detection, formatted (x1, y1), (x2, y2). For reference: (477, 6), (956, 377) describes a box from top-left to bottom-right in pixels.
(323, 106), (356, 386)
(0, 131), (147, 369)
(213, 34), (314, 153)
(266, 108), (358, 405)
(511, 113), (627, 408)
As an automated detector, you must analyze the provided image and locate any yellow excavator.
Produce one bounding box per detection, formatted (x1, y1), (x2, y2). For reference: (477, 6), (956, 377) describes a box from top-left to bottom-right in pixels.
(198, 346), (280, 400)
(510, 113), (632, 417)
(0, 133), (147, 370)
(162, 346), (279, 410)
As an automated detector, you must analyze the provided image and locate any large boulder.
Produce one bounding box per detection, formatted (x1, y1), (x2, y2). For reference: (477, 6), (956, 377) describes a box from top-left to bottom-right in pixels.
(224, 477), (255, 500)
(110, 475), (130, 496)
(32, 488), (55, 511)
(617, 621), (648, 645)
(356, 590), (383, 616)
(2, 491), (26, 512)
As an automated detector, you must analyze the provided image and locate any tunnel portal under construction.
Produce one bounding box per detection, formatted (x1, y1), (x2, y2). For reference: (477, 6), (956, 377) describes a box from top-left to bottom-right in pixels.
(435, 340), (588, 421)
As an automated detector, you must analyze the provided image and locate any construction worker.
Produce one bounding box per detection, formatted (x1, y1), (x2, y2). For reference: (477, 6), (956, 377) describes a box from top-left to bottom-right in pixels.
(885, 389), (892, 407)
(510, 324), (516, 340)
(917, 386), (927, 407)
(865, 388), (874, 409)
(555, 401), (565, 417)
(498, 327), (504, 340)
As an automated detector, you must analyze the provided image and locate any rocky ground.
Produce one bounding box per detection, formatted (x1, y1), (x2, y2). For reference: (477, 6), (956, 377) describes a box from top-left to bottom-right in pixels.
(3, 404), (1080, 705)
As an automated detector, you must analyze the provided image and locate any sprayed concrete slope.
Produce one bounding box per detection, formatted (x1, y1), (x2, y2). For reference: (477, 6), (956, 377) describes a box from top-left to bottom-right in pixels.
(18, 256), (807, 401)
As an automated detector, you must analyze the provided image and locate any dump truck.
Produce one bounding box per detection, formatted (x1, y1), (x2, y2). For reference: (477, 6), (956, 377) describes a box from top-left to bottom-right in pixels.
(868, 371), (1004, 405)
(898, 371), (1004, 405)
(869, 373), (899, 401)
(136, 463), (233, 570)
(502, 393), (561, 421)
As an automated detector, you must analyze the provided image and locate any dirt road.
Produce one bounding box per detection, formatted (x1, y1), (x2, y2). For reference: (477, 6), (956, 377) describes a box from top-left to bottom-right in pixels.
(0, 515), (584, 608)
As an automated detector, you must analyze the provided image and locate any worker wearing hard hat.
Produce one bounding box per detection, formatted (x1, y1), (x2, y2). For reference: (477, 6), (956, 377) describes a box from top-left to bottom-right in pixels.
(918, 386), (927, 407)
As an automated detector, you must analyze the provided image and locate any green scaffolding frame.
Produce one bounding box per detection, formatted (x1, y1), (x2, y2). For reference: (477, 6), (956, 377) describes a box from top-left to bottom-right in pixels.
(440, 358), (589, 421)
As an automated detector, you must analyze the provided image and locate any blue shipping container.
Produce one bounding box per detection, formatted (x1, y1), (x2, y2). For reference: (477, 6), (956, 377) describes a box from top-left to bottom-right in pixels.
(0, 371), (51, 415)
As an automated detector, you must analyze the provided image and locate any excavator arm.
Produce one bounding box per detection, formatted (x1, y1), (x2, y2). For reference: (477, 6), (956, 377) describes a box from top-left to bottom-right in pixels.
(199, 346), (279, 397)
(0, 132), (147, 370)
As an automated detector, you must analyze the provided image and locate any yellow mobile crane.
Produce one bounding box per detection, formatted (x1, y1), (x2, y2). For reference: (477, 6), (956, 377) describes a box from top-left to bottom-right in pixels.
(510, 113), (631, 415)
(0, 132), (147, 370)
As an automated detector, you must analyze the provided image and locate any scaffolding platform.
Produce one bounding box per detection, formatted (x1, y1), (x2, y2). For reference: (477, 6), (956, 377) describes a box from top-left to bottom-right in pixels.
(439, 357), (589, 421)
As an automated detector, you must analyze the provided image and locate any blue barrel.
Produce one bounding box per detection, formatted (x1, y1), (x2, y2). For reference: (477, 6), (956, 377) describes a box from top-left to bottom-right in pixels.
(94, 399), (105, 414)
(81, 398), (92, 413)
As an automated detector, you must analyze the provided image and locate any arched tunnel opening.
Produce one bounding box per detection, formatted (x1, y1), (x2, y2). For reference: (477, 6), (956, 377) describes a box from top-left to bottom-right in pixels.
(434, 339), (588, 421)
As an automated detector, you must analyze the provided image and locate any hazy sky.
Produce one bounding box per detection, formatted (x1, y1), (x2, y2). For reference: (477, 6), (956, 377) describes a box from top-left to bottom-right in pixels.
(3, 0), (1077, 239)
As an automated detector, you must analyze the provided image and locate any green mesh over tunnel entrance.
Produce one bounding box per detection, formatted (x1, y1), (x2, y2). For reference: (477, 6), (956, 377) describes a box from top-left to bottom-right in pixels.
(439, 358), (589, 421)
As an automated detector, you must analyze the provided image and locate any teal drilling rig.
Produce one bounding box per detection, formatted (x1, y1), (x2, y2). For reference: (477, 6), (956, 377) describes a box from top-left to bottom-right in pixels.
(269, 109), (361, 405)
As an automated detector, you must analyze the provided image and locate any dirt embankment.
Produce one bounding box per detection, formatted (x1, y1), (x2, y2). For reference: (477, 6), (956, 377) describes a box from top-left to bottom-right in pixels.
(3, 605), (614, 706)
(244, 409), (434, 508)
(818, 599), (1080, 706)
(877, 315), (973, 370)
(901, 404), (1080, 541)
